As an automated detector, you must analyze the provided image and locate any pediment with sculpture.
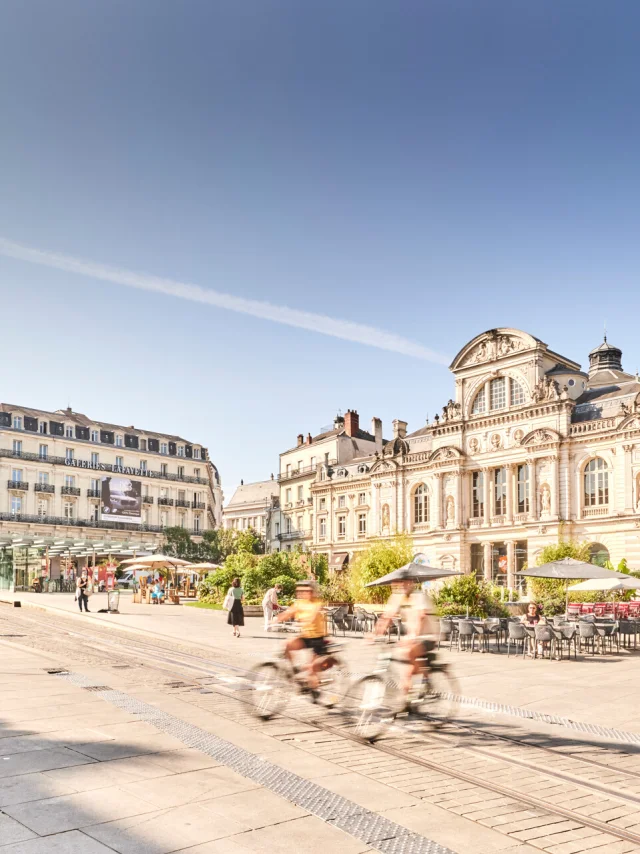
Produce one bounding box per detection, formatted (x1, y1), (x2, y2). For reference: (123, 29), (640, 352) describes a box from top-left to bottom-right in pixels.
(450, 328), (541, 372)
(519, 428), (561, 446)
(429, 445), (464, 463)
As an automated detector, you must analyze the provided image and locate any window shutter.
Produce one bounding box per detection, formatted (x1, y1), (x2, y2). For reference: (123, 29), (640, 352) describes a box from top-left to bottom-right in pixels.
(50, 421), (64, 436)
(124, 434), (139, 449)
(75, 426), (90, 440)
(0, 413), (10, 427)
(100, 430), (115, 444)
(148, 438), (159, 452)
(168, 442), (177, 456)
(24, 416), (38, 432)
(185, 445), (193, 458)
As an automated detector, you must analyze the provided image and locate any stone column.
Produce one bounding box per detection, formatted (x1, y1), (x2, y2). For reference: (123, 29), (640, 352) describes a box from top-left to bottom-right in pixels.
(483, 541), (492, 583)
(372, 483), (380, 535)
(433, 473), (442, 529)
(624, 445), (634, 512)
(506, 464), (515, 524)
(456, 471), (463, 527)
(529, 458), (537, 520)
(483, 468), (491, 526)
(506, 539), (516, 590)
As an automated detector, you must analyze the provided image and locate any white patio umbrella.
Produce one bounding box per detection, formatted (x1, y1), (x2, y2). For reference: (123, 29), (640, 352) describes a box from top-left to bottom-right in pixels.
(119, 554), (190, 569)
(569, 577), (640, 592)
(179, 563), (221, 573)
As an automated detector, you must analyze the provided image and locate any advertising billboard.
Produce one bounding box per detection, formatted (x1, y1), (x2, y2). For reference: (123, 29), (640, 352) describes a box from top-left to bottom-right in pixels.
(100, 476), (142, 524)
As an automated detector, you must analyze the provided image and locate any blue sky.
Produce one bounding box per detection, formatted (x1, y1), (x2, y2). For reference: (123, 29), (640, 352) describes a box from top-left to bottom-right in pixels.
(1, 2), (639, 498)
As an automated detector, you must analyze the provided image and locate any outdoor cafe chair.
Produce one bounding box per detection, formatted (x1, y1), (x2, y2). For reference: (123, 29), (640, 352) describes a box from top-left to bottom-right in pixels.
(329, 606), (349, 637)
(351, 608), (368, 635)
(581, 603), (595, 615)
(596, 621), (619, 654)
(618, 620), (638, 650)
(456, 620), (483, 652)
(438, 618), (455, 651)
(629, 602), (640, 618)
(617, 603), (630, 619)
(578, 620), (598, 654)
(567, 603), (581, 618)
(483, 618), (504, 652)
(553, 625), (578, 660)
(507, 621), (528, 657)
(593, 603), (607, 618)
(534, 625), (556, 660)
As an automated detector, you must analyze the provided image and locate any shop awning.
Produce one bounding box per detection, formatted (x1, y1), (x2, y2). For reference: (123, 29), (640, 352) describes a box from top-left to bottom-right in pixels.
(330, 552), (349, 571)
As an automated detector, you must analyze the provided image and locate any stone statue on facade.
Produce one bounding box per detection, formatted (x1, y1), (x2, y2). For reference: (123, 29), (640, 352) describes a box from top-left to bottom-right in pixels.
(446, 495), (455, 523)
(382, 503), (390, 531)
(541, 483), (551, 513)
(441, 399), (461, 422)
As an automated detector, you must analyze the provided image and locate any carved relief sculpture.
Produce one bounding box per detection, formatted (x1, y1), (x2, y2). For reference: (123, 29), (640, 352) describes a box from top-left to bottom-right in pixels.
(468, 438), (479, 453)
(513, 429), (524, 443)
(464, 333), (524, 366)
(491, 433), (502, 449)
(446, 495), (455, 523)
(382, 503), (390, 531)
(441, 399), (462, 422)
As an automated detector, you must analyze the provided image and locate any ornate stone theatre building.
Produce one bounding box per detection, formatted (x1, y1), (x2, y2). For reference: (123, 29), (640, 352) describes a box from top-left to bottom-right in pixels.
(308, 328), (640, 586)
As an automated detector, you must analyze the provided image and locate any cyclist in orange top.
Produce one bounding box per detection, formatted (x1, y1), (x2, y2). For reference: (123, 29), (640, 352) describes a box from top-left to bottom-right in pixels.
(276, 580), (334, 692)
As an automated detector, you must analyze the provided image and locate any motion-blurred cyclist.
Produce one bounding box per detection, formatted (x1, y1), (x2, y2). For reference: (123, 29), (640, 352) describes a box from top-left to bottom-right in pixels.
(374, 578), (438, 702)
(275, 579), (335, 696)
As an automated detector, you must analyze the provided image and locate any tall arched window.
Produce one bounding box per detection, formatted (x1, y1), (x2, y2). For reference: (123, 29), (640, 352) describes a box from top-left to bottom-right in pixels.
(413, 484), (429, 525)
(584, 458), (609, 507)
(471, 386), (486, 415)
(510, 378), (526, 406)
(489, 377), (506, 410)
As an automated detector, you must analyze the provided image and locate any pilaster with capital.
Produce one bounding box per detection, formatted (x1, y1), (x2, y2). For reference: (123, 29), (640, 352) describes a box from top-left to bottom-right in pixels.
(550, 455), (559, 518)
(483, 467), (491, 526)
(624, 445), (634, 511)
(505, 539), (516, 589)
(529, 458), (537, 520)
(506, 463), (515, 524)
(433, 473), (443, 529)
(456, 471), (463, 527)
(483, 541), (492, 583)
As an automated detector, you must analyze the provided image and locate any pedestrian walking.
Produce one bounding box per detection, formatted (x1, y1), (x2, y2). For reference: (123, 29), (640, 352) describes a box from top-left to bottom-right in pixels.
(76, 569), (90, 613)
(226, 577), (245, 638)
(262, 583), (283, 631)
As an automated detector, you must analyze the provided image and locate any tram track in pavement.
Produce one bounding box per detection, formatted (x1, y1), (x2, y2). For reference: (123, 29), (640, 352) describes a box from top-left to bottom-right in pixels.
(4, 606), (640, 851)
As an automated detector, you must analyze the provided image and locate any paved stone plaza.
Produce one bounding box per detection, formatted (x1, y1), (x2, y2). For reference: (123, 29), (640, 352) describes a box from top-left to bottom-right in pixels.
(2, 596), (640, 853)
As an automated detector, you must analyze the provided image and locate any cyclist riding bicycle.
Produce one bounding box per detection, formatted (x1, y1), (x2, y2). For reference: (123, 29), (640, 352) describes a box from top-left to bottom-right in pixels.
(374, 578), (438, 702)
(275, 579), (334, 695)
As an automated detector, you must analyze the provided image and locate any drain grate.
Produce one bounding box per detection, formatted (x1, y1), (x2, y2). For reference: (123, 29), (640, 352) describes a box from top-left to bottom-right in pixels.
(82, 685), (113, 692)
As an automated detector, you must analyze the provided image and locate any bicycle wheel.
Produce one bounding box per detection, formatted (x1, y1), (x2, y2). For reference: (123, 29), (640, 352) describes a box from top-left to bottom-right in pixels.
(249, 663), (290, 720)
(341, 675), (394, 742)
(319, 656), (350, 708)
(414, 667), (459, 727)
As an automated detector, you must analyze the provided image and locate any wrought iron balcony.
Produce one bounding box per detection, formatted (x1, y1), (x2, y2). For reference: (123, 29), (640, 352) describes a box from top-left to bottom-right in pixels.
(142, 495), (154, 504)
(158, 497), (174, 506)
(277, 461), (335, 483)
(0, 511), (202, 536)
(35, 483), (55, 493)
(175, 499), (189, 508)
(86, 488), (101, 498)
(61, 486), (81, 496)
(7, 480), (28, 491)
(277, 529), (312, 541)
(192, 501), (206, 509)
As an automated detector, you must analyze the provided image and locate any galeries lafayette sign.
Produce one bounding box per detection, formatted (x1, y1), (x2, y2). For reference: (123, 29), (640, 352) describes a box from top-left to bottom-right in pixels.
(65, 459), (158, 478)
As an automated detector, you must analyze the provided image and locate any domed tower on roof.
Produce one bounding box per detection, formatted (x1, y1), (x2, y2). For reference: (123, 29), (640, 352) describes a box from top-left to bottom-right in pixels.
(588, 336), (623, 378)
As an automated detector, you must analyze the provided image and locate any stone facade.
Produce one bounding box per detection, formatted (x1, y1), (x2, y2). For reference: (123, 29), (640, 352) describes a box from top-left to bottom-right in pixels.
(223, 478), (280, 553)
(307, 328), (640, 586)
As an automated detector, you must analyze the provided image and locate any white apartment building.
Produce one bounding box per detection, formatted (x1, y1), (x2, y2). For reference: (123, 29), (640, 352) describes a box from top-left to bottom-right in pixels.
(277, 411), (383, 555)
(223, 477), (280, 551)
(0, 403), (222, 590)
(304, 329), (640, 585)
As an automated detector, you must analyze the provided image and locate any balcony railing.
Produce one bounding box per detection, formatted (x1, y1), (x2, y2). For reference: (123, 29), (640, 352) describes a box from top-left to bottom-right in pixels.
(0, 512), (202, 535)
(583, 506), (609, 518)
(277, 529), (312, 541)
(86, 489), (100, 498)
(514, 512), (529, 524)
(7, 480), (28, 491)
(175, 499), (189, 508)
(158, 497), (174, 506)
(35, 483), (55, 494)
(61, 486), (81, 496)
(192, 501), (205, 509)
(468, 517), (483, 528)
(278, 461), (336, 483)
(0, 448), (208, 484)
(142, 495), (154, 504)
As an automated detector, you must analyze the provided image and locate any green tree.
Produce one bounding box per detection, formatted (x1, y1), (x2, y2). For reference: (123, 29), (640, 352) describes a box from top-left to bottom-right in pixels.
(162, 527), (199, 561)
(528, 540), (592, 616)
(347, 534), (414, 604)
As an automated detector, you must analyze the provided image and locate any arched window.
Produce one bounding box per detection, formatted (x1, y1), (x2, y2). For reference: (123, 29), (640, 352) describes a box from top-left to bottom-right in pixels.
(413, 484), (429, 525)
(510, 378), (526, 406)
(584, 458), (609, 507)
(471, 386), (486, 415)
(517, 463), (530, 513)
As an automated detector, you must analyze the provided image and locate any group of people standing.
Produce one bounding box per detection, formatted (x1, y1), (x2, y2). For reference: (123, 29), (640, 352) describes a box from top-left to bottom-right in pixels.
(224, 580), (286, 637)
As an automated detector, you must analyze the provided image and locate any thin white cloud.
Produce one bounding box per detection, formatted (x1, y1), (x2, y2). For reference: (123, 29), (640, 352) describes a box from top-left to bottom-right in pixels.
(0, 237), (449, 364)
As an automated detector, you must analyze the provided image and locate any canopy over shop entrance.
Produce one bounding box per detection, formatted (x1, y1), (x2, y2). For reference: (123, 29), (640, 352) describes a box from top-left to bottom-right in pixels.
(0, 533), (159, 592)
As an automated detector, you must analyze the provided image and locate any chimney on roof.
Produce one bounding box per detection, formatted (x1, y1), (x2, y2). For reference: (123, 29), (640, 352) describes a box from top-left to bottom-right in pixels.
(371, 417), (383, 451)
(297, 434), (304, 447)
(306, 433), (312, 445)
(393, 419), (408, 440)
(334, 413), (345, 430)
(344, 409), (360, 437)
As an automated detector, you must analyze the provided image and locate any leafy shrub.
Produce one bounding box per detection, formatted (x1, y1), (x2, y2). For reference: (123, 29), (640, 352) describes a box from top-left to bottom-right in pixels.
(347, 535), (414, 604)
(320, 574), (354, 604)
(434, 574), (508, 618)
(272, 574), (297, 598)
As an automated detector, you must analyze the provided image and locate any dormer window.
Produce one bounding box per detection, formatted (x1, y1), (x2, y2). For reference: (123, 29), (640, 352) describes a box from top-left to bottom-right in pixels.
(65, 425), (73, 438)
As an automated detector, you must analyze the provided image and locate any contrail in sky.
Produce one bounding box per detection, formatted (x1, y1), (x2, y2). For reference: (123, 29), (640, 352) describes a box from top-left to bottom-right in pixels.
(0, 238), (449, 364)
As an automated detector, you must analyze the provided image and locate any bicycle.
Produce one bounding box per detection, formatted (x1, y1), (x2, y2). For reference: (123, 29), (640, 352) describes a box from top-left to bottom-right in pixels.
(249, 640), (349, 720)
(341, 643), (459, 742)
